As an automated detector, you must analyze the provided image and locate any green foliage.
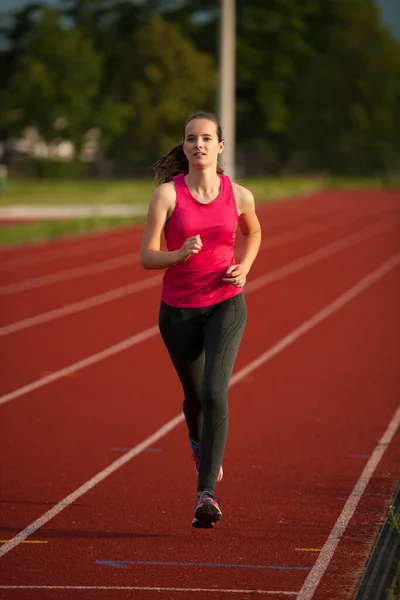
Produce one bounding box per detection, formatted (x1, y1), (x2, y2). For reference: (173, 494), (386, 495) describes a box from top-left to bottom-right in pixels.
(0, 9), (102, 147)
(1, 0), (400, 177)
(235, 0), (333, 171)
(290, 0), (400, 175)
(105, 14), (217, 167)
(388, 505), (400, 536)
(134, 15), (216, 156)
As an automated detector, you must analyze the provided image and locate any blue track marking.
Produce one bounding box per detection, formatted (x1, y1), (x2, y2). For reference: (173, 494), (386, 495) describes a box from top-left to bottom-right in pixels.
(350, 454), (373, 458)
(95, 560), (310, 571)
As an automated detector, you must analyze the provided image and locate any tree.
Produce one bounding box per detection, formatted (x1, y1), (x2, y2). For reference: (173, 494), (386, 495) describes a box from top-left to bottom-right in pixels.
(0, 6), (133, 174)
(108, 14), (217, 170)
(3, 0), (398, 177)
(57, 3), (217, 172)
(158, 0), (400, 176)
(0, 9), (102, 150)
(291, 0), (400, 175)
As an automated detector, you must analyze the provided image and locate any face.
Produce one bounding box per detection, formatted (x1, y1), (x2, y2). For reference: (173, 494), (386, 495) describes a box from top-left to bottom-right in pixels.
(182, 119), (224, 169)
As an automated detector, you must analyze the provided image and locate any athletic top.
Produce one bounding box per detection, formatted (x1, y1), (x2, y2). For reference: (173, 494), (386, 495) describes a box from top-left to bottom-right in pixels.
(161, 173), (242, 308)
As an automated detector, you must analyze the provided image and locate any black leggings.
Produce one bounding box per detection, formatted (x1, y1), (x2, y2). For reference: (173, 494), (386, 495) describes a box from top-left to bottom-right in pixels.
(158, 293), (247, 493)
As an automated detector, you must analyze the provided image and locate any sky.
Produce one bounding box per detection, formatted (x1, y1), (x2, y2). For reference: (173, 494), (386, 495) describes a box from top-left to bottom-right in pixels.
(0, 0), (399, 37)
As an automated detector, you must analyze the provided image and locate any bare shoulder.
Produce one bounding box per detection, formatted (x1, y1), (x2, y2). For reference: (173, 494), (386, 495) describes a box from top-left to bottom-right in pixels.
(232, 182), (256, 215)
(150, 181), (176, 205)
(147, 181), (176, 220)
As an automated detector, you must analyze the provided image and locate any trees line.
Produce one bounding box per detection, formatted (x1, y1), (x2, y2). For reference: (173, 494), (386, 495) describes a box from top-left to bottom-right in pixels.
(0, 0), (399, 178)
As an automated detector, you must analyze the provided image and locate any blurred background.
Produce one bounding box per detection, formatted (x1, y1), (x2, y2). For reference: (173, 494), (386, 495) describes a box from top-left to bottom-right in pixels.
(0, 0), (399, 244)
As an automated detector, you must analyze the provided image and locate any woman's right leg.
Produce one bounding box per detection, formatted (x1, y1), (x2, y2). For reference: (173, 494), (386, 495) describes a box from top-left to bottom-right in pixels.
(158, 302), (205, 445)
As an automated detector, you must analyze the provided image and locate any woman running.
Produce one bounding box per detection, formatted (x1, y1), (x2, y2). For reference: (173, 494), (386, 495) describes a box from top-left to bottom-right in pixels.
(140, 111), (262, 528)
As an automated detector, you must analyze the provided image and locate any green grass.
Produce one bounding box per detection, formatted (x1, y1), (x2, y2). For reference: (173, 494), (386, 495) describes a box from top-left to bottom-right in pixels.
(0, 216), (144, 246)
(0, 176), (323, 246)
(236, 176), (323, 202)
(0, 175), (398, 247)
(0, 176), (324, 207)
(388, 505), (400, 535)
(388, 574), (400, 600)
(0, 179), (155, 206)
(326, 176), (400, 189)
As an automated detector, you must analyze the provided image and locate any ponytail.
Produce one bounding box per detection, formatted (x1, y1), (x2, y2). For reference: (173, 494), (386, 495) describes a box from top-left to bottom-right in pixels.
(151, 144), (188, 187)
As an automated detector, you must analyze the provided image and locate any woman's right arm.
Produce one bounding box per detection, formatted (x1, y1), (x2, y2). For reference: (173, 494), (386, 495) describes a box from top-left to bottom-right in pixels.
(140, 183), (202, 270)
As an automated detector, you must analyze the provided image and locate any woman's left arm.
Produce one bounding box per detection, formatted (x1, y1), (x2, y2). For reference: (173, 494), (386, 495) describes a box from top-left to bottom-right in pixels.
(223, 185), (262, 288)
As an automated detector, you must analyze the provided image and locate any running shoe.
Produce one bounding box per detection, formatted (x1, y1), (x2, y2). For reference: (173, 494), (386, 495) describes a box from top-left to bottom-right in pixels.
(192, 491), (222, 526)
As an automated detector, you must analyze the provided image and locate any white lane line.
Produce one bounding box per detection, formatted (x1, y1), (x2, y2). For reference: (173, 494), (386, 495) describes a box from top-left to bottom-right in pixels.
(1, 206), (395, 296)
(0, 253), (398, 557)
(0, 217), (336, 295)
(0, 253), (141, 295)
(297, 403), (400, 599)
(259, 217), (337, 249)
(0, 275), (162, 336)
(0, 326), (158, 406)
(0, 197), (326, 270)
(0, 199), (395, 273)
(245, 219), (395, 293)
(0, 213), (287, 272)
(0, 223), (397, 404)
(232, 253), (400, 385)
(0, 216), (392, 335)
(0, 586), (298, 595)
(0, 210), (292, 272)
(0, 217), (337, 334)
(0, 230), (141, 272)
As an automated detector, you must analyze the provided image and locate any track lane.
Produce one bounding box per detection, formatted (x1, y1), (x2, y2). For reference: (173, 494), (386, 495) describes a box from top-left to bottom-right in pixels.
(0, 214), (398, 396)
(0, 207), (393, 327)
(0, 253), (399, 599)
(0, 236), (396, 516)
(0, 203), (299, 325)
(0, 201), (288, 281)
(1, 196), (396, 291)
(1, 189), (399, 599)
(0, 194), (340, 288)
(0, 212), (327, 326)
(0, 186), (397, 268)
(0, 228), (144, 273)
(1, 192), (397, 340)
(0, 224), (145, 262)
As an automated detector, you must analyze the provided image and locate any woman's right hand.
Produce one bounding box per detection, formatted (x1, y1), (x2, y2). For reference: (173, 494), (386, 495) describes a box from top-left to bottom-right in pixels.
(178, 235), (202, 262)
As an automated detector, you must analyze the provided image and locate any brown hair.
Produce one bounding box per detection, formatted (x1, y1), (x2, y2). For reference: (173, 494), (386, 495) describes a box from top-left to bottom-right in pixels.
(151, 112), (224, 186)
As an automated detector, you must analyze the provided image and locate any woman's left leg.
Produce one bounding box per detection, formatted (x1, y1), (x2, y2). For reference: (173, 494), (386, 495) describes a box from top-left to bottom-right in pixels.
(198, 293), (247, 493)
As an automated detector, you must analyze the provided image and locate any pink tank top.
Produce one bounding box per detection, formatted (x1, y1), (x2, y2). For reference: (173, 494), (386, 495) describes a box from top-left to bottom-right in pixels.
(161, 173), (242, 308)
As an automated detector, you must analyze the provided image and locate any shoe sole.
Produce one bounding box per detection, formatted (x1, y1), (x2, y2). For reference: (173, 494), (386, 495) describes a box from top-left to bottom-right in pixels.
(194, 500), (222, 525)
(191, 518), (215, 529)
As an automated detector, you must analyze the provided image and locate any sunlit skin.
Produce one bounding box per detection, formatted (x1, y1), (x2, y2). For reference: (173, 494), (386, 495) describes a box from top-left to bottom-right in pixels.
(183, 118), (225, 176)
(140, 118), (261, 287)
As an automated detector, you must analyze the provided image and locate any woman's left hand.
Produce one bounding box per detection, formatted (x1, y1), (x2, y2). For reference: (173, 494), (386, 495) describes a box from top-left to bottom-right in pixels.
(223, 263), (248, 288)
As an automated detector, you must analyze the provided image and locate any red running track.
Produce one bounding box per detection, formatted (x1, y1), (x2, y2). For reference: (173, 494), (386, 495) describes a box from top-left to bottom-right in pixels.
(0, 189), (399, 600)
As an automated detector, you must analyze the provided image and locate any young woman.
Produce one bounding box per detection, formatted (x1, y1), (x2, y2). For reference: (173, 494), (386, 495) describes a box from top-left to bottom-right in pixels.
(140, 112), (261, 528)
